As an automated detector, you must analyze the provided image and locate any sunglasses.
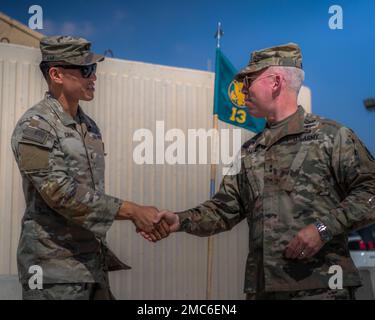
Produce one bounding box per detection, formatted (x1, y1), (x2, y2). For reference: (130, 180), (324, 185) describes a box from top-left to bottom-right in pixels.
(54, 63), (97, 78)
(243, 73), (276, 89)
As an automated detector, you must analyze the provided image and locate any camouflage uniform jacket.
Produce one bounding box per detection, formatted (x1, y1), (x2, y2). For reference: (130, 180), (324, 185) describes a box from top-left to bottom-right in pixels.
(178, 106), (375, 293)
(11, 92), (129, 285)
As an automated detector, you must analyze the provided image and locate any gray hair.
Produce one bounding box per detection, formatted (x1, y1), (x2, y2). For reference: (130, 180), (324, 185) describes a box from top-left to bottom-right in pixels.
(266, 66), (305, 94)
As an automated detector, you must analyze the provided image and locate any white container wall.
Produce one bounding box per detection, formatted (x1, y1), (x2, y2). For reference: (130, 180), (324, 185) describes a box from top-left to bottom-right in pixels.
(0, 43), (311, 299)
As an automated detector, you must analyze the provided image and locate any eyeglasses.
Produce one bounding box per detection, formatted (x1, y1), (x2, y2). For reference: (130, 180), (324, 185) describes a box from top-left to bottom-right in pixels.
(54, 63), (97, 78)
(243, 73), (276, 89)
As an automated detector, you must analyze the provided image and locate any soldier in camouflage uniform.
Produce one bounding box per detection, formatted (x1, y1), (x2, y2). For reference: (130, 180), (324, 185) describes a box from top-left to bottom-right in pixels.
(143, 43), (375, 300)
(11, 36), (168, 300)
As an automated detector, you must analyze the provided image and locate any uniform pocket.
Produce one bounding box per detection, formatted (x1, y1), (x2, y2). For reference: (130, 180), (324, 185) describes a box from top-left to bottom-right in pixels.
(243, 156), (261, 198)
(279, 143), (309, 193)
(86, 136), (105, 170)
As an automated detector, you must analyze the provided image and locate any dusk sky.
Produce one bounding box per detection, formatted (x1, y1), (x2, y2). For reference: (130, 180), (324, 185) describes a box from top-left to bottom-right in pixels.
(1, 0), (374, 153)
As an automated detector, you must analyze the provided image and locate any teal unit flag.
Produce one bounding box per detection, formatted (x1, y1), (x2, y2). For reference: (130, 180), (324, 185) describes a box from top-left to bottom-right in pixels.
(213, 48), (266, 133)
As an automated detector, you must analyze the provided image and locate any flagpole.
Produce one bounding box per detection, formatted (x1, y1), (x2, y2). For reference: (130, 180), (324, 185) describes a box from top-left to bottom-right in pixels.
(206, 115), (217, 300)
(206, 21), (223, 300)
(215, 22), (223, 48)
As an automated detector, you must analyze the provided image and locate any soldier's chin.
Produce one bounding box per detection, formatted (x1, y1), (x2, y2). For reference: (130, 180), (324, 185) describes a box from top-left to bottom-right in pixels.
(245, 101), (256, 111)
(249, 111), (262, 118)
(82, 92), (95, 101)
(245, 104), (263, 118)
(245, 100), (255, 107)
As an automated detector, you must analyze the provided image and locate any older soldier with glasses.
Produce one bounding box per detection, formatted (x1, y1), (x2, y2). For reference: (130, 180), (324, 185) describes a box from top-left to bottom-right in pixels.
(142, 43), (375, 300)
(11, 36), (169, 300)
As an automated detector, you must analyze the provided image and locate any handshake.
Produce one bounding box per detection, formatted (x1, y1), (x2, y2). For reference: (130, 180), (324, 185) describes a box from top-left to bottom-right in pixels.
(116, 201), (180, 242)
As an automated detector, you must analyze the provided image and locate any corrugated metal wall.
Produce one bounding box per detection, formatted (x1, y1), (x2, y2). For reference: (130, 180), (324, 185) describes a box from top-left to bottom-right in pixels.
(0, 43), (311, 299)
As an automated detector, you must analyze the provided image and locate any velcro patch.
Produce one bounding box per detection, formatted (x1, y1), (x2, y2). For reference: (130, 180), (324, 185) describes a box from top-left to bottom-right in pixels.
(22, 127), (48, 144)
(19, 144), (49, 171)
(30, 117), (52, 131)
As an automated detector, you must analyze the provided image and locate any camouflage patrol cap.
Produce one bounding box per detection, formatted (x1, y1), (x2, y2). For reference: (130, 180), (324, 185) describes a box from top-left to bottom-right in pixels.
(234, 43), (302, 81)
(40, 35), (104, 65)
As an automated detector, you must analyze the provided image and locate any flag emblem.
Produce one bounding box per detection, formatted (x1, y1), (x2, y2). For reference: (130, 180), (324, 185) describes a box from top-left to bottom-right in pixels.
(228, 80), (246, 108)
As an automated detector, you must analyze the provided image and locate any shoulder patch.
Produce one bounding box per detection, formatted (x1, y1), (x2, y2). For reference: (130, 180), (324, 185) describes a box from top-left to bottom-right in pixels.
(22, 126), (48, 144)
(29, 117), (52, 132)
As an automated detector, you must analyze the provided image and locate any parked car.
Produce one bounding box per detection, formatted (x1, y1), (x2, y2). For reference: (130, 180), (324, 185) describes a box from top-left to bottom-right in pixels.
(348, 225), (375, 299)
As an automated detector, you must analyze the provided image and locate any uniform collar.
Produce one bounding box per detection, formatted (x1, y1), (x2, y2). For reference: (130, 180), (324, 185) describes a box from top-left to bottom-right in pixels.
(44, 92), (91, 129)
(258, 105), (307, 148)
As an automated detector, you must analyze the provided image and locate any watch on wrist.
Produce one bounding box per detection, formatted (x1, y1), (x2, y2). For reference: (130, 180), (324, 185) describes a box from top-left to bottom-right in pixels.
(314, 221), (333, 243)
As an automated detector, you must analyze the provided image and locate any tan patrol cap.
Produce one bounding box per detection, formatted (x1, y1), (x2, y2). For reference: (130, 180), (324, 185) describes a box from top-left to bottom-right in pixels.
(40, 35), (104, 66)
(235, 43), (302, 81)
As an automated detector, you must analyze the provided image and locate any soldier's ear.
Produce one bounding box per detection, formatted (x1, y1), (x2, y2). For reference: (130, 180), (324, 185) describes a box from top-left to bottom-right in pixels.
(49, 67), (64, 85)
(271, 74), (282, 97)
(273, 74), (282, 89)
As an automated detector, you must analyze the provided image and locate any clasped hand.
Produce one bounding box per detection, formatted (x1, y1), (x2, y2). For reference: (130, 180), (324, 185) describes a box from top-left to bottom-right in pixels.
(137, 210), (180, 242)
